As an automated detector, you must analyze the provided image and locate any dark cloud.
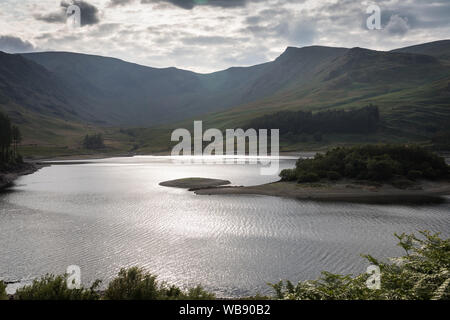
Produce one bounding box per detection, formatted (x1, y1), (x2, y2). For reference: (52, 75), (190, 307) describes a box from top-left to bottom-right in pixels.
(108, 0), (135, 7)
(34, 11), (67, 23)
(61, 0), (100, 26)
(0, 35), (35, 53)
(141, 0), (250, 10)
(34, 1), (100, 27)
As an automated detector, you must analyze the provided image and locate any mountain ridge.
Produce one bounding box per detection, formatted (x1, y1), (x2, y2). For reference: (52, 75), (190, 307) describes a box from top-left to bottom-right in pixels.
(0, 40), (449, 153)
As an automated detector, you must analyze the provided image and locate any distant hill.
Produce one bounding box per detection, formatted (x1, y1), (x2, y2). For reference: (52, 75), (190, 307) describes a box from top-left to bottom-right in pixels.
(392, 40), (450, 62)
(0, 40), (448, 154)
(197, 43), (450, 141)
(20, 47), (349, 127)
(0, 52), (87, 122)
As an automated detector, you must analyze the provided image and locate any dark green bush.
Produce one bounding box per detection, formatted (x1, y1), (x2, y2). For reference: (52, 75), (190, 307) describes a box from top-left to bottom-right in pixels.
(280, 144), (449, 184)
(407, 170), (423, 180)
(297, 172), (320, 183)
(313, 132), (323, 142)
(279, 169), (297, 181)
(15, 274), (101, 300)
(367, 158), (397, 180)
(327, 171), (342, 181)
(104, 267), (215, 300)
(0, 281), (7, 300)
(104, 267), (160, 300)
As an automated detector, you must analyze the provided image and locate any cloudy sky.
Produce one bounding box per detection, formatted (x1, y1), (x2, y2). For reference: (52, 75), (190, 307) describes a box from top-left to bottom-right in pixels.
(0, 0), (449, 73)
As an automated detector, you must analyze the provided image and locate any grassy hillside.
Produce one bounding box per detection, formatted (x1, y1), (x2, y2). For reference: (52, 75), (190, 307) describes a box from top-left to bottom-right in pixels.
(0, 41), (448, 157)
(188, 47), (450, 151)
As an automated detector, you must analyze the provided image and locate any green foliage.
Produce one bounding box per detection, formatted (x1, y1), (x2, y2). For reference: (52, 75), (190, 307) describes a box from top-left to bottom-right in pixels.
(432, 130), (450, 150)
(0, 281), (8, 300)
(184, 286), (216, 300)
(366, 157), (399, 180)
(104, 267), (215, 300)
(104, 267), (159, 300)
(0, 111), (23, 167)
(313, 132), (323, 142)
(280, 169), (297, 181)
(248, 105), (380, 135)
(83, 133), (105, 150)
(270, 231), (450, 300)
(297, 172), (320, 183)
(0, 111), (20, 165)
(327, 171), (341, 181)
(280, 144), (449, 183)
(15, 274), (101, 300)
(407, 170), (423, 180)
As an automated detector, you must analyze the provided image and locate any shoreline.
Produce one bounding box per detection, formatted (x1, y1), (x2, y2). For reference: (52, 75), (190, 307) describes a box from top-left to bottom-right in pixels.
(193, 180), (450, 204)
(27, 151), (313, 162)
(0, 162), (44, 191)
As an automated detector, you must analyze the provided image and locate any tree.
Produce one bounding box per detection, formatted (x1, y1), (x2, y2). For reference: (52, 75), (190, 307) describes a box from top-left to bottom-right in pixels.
(12, 125), (22, 159)
(0, 111), (13, 163)
(83, 133), (105, 150)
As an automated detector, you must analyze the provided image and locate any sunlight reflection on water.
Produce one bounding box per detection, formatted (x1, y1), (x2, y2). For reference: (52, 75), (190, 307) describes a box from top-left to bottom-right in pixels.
(0, 156), (448, 297)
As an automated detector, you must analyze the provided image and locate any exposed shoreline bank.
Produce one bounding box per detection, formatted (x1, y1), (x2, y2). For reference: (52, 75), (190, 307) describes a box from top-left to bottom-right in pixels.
(0, 162), (44, 190)
(192, 180), (450, 204)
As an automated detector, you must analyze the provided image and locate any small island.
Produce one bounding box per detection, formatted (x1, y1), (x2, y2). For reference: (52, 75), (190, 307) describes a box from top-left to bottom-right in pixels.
(159, 178), (231, 191)
(194, 145), (449, 204)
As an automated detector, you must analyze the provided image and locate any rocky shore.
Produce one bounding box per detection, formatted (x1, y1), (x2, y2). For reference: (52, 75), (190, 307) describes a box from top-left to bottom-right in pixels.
(160, 177), (450, 204)
(0, 162), (42, 190)
(193, 180), (450, 204)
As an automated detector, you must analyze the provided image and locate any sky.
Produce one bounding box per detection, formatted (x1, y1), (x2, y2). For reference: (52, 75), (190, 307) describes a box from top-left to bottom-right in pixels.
(0, 0), (449, 73)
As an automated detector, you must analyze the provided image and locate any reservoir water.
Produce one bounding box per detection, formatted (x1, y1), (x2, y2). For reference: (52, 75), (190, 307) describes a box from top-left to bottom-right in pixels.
(0, 156), (449, 297)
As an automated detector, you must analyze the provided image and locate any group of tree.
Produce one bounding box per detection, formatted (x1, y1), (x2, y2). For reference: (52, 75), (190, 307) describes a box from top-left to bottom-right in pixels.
(83, 134), (105, 150)
(247, 105), (380, 136)
(2, 231), (448, 300)
(0, 111), (22, 166)
(280, 144), (449, 183)
(2, 267), (214, 300)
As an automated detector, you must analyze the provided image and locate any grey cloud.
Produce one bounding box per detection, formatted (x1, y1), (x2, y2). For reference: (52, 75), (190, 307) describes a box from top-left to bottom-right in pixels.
(34, 11), (67, 23)
(141, 0), (250, 10)
(181, 35), (245, 45)
(0, 35), (35, 53)
(385, 15), (410, 36)
(242, 6), (316, 46)
(108, 0), (135, 7)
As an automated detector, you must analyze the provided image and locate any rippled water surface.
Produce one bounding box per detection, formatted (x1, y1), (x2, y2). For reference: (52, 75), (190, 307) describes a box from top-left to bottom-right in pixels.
(0, 156), (449, 297)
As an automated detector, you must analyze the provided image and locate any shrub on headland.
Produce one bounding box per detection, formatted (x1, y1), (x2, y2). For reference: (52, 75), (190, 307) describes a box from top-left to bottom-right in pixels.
(297, 172), (320, 183)
(280, 144), (449, 183)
